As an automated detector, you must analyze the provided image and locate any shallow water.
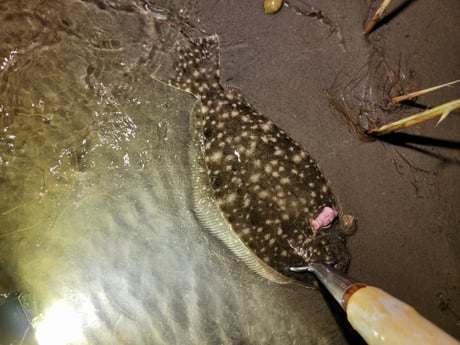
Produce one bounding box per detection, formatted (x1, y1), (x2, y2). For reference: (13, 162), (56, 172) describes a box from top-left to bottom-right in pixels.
(0, 1), (350, 343)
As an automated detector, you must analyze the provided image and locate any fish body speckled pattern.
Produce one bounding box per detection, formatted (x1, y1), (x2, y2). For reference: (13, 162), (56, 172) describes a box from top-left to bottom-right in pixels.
(152, 34), (350, 286)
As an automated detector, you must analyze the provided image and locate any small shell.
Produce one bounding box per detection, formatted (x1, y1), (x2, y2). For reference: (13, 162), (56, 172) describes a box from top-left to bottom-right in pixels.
(264, 0), (283, 14)
(339, 214), (357, 236)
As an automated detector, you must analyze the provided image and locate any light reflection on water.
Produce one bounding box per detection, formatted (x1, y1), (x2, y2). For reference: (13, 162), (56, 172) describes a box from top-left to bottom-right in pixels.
(0, 0), (347, 344)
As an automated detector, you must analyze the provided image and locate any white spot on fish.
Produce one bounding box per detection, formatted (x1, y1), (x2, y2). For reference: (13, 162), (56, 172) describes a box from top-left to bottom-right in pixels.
(250, 173), (261, 183)
(210, 151), (223, 162)
(227, 193), (237, 203)
(261, 122), (272, 132)
(280, 177), (290, 185)
(234, 151), (241, 162)
(292, 154), (302, 163)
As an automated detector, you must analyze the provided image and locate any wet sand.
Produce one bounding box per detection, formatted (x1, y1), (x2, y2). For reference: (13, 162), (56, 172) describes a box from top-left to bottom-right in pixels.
(194, 0), (460, 338)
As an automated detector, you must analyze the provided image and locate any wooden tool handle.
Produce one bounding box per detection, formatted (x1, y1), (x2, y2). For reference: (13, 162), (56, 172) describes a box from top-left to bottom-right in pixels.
(346, 286), (459, 345)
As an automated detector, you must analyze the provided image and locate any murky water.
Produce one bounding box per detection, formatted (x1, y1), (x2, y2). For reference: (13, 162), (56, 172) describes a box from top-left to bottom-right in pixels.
(0, 1), (350, 344)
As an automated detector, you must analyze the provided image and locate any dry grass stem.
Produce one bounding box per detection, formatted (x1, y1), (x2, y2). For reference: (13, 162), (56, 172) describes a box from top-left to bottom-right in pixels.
(367, 99), (460, 136)
(364, 0), (392, 35)
(392, 80), (460, 103)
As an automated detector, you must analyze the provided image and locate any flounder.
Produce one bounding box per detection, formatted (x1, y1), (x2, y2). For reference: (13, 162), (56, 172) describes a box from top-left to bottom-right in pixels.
(151, 34), (352, 286)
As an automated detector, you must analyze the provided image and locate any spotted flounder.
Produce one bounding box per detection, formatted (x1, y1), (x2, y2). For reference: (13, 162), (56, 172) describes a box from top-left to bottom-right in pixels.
(152, 34), (351, 286)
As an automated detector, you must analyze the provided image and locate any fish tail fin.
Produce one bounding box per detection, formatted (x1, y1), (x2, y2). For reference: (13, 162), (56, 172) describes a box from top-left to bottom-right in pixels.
(151, 34), (221, 98)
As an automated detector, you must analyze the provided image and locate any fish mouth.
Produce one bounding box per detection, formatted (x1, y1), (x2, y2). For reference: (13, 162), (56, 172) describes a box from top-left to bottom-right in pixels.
(283, 225), (349, 286)
(290, 224), (350, 273)
(309, 230), (350, 272)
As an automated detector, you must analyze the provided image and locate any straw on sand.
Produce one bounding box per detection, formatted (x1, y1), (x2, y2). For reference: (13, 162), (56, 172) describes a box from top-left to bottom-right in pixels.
(392, 80), (460, 103)
(367, 80), (460, 136)
(367, 99), (460, 136)
(364, 0), (392, 35)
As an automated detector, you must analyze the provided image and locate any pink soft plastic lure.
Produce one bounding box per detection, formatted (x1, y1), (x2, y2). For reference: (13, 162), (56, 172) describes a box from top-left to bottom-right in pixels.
(311, 207), (338, 231)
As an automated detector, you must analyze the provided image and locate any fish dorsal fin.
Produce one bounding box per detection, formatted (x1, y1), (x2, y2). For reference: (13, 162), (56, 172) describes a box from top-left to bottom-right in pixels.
(152, 34), (222, 98)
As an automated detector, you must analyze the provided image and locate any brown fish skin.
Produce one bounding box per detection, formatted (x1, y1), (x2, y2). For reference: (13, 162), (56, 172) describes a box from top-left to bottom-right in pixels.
(154, 34), (349, 285)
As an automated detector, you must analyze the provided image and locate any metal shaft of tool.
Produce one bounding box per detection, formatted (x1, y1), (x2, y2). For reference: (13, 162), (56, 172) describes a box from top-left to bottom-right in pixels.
(302, 263), (361, 310)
